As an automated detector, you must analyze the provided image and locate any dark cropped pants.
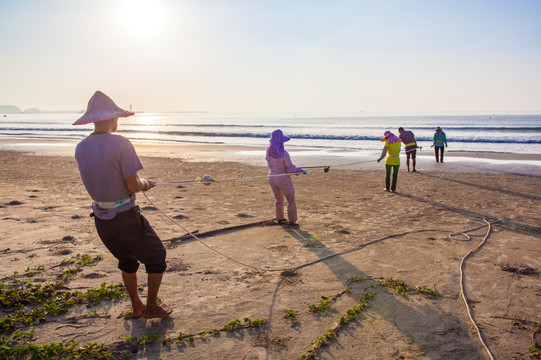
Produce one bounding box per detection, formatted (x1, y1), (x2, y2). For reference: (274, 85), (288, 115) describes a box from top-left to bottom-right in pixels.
(94, 206), (167, 274)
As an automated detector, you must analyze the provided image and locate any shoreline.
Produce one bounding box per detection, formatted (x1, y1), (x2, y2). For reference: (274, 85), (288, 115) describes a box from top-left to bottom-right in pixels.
(1, 137), (541, 175)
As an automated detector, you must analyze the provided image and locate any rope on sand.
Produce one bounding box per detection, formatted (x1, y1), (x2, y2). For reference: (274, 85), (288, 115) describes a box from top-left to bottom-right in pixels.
(156, 164), (357, 186)
(156, 170), (311, 186)
(157, 146), (421, 186)
(142, 192), (499, 360)
(458, 217), (499, 360)
(143, 192), (286, 271)
(330, 159), (375, 168)
(164, 219), (270, 243)
(329, 147), (419, 169)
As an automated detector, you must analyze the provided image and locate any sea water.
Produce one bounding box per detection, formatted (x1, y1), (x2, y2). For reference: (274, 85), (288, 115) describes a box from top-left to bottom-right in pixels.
(1, 111), (540, 155)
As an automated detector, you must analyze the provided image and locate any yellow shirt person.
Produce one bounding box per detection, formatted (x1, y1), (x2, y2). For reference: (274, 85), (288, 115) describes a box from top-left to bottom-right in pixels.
(377, 131), (402, 192)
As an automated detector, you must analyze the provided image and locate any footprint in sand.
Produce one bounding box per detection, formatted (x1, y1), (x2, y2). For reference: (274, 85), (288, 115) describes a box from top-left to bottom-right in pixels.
(50, 247), (72, 256)
(83, 272), (107, 279)
(141, 206), (157, 211)
(55, 322), (104, 341)
(236, 213), (254, 218)
(4, 200), (24, 206)
(166, 260), (191, 272)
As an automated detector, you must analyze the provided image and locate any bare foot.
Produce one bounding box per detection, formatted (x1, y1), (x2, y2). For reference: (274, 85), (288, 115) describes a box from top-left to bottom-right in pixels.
(144, 305), (173, 319)
(132, 304), (146, 319)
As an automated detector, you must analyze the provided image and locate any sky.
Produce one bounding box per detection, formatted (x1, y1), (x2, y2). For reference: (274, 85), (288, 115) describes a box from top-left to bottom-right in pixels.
(1, 0), (540, 113)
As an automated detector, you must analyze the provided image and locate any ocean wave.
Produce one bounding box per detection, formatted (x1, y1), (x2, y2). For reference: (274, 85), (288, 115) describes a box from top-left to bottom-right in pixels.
(6, 119), (540, 132)
(121, 123), (541, 132)
(404, 126), (541, 132)
(2, 127), (541, 144)
(0, 127), (85, 132)
(119, 129), (541, 144)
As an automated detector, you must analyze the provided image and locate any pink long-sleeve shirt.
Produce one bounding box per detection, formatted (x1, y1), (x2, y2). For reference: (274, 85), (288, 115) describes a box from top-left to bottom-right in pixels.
(265, 151), (302, 176)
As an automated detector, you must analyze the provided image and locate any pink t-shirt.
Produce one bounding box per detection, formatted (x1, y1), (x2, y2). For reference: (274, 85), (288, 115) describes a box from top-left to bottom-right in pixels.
(75, 133), (143, 219)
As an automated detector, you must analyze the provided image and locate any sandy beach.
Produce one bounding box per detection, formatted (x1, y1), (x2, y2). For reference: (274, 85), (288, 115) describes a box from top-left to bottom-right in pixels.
(1, 141), (540, 359)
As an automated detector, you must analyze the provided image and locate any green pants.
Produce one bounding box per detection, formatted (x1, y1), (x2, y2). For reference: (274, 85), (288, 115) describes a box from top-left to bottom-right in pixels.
(385, 164), (400, 191)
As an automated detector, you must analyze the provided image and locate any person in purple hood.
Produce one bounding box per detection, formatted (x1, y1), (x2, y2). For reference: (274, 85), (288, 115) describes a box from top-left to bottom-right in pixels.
(265, 129), (306, 226)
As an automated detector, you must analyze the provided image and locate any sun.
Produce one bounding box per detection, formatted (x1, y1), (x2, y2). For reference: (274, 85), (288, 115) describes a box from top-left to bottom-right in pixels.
(118, 0), (166, 36)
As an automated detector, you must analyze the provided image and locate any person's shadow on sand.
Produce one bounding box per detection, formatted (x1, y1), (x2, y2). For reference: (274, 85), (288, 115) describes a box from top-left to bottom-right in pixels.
(119, 313), (175, 358)
(265, 225), (484, 360)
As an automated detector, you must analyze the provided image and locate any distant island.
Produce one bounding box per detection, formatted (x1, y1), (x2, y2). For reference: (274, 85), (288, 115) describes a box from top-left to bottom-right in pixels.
(0, 105), (22, 113)
(1, 105), (206, 115)
(0, 105), (84, 114)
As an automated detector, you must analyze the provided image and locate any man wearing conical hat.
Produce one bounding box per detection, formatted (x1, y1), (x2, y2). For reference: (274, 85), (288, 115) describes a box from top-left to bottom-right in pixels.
(74, 91), (171, 319)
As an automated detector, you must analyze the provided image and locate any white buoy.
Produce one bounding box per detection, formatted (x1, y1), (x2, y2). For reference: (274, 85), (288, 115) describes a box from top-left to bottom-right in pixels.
(198, 174), (214, 185)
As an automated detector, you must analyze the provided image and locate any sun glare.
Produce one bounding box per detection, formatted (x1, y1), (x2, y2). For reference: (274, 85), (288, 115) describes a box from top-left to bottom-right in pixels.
(118, 0), (166, 35)
(134, 114), (160, 125)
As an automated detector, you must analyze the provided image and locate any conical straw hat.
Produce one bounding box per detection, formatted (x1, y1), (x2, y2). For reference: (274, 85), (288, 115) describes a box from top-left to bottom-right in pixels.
(73, 91), (134, 125)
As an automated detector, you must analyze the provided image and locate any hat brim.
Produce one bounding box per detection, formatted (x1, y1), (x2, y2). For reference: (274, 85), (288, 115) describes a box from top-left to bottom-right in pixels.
(73, 110), (133, 125)
(73, 90), (134, 125)
(279, 135), (291, 142)
(271, 135), (290, 143)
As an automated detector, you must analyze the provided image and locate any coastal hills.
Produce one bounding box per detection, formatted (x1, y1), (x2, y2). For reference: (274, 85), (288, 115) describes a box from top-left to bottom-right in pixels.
(0, 105), (22, 113)
(1, 105), (204, 114)
(1, 105), (83, 114)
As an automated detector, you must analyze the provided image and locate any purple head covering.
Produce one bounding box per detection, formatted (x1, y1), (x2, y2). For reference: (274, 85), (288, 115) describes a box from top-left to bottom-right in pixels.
(266, 129), (291, 158)
(383, 131), (401, 144)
